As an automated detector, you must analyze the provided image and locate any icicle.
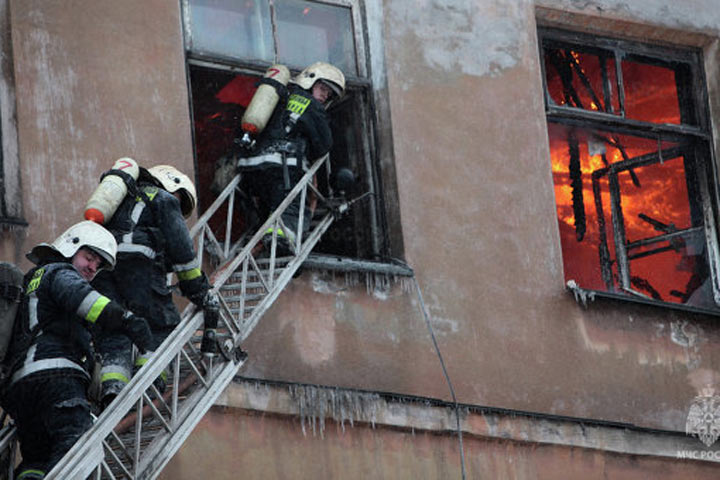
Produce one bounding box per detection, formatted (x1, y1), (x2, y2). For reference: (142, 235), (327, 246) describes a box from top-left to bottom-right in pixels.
(288, 383), (380, 437)
(566, 279), (595, 308)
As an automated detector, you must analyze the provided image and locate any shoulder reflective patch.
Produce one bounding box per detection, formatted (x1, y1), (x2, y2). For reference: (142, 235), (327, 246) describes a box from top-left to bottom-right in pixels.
(287, 94), (311, 115)
(26, 268), (45, 295)
(142, 186), (159, 201)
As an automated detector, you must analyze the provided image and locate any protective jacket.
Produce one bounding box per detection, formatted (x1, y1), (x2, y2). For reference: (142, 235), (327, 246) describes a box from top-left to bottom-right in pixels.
(236, 85), (333, 244)
(238, 84), (332, 170)
(93, 182), (209, 326)
(2, 261), (126, 478)
(5, 262), (127, 388)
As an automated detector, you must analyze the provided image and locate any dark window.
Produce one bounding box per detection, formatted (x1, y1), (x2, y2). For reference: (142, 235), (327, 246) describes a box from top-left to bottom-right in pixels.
(540, 28), (720, 312)
(183, 0), (387, 261)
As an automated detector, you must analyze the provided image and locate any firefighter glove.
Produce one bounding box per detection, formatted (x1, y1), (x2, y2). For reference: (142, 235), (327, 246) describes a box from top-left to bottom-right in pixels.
(124, 313), (154, 354)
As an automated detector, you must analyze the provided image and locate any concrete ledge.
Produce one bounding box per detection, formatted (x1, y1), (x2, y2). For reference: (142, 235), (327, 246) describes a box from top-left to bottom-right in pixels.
(215, 377), (719, 463)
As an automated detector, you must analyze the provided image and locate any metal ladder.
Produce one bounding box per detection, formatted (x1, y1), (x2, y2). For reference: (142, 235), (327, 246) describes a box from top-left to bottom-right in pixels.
(0, 154), (346, 479)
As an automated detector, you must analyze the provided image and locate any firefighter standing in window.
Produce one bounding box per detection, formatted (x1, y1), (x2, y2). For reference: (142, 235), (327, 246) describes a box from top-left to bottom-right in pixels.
(91, 164), (218, 409)
(235, 61), (345, 255)
(2, 221), (153, 480)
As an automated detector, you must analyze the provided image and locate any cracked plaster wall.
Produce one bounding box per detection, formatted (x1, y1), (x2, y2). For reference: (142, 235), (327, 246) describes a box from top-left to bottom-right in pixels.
(4, 0), (194, 269)
(329, 0), (720, 432)
(162, 402), (720, 480)
(3, 0), (720, 442)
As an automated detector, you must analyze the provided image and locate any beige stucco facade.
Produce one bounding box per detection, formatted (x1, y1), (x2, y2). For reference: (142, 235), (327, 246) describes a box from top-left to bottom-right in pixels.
(2, 0), (720, 477)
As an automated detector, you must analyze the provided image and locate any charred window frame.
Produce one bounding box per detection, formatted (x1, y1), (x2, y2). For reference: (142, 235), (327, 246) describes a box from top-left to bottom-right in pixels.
(539, 27), (720, 314)
(181, 0), (394, 266)
(0, 0), (24, 230)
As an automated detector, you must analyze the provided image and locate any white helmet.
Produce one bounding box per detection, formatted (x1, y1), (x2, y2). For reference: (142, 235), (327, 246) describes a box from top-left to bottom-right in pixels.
(291, 62), (346, 100)
(27, 220), (118, 270)
(147, 165), (197, 218)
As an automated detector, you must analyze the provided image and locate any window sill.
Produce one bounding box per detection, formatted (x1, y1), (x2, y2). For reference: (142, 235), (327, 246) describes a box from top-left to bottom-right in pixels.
(303, 254), (413, 277)
(566, 280), (720, 318)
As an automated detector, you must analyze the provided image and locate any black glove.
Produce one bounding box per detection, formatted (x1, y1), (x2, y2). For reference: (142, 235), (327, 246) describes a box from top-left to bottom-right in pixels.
(181, 273), (212, 306)
(124, 313), (154, 354)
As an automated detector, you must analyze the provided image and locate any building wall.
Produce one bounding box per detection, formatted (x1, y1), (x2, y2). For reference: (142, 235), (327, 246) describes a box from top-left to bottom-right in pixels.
(4, 0), (194, 269)
(160, 403), (719, 480)
(372, 0), (720, 428)
(238, 0), (720, 433)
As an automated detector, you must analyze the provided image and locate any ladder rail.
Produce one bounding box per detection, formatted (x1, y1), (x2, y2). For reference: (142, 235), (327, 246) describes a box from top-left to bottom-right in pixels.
(46, 311), (210, 478)
(209, 154), (330, 287)
(236, 212), (334, 343)
(136, 360), (239, 478)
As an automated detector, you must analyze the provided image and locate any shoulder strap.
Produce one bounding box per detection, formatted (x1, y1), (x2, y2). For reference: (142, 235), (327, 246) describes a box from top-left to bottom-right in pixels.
(102, 168), (140, 198)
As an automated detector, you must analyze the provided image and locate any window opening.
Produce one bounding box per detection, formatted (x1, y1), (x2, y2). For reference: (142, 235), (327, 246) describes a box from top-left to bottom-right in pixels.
(184, 0), (385, 261)
(540, 28), (720, 311)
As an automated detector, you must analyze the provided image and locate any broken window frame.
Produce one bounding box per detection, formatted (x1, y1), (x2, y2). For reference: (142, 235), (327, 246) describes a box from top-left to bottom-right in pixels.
(538, 27), (720, 315)
(181, 0), (398, 271)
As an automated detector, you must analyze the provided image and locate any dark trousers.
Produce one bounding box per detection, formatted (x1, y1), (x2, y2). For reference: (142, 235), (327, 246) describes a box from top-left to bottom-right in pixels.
(4, 374), (91, 477)
(95, 326), (173, 400)
(93, 257), (180, 400)
(242, 166), (311, 239)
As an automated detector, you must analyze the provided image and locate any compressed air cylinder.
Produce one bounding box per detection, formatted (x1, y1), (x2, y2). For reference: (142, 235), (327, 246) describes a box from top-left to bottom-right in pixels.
(84, 157), (139, 224)
(241, 64), (291, 135)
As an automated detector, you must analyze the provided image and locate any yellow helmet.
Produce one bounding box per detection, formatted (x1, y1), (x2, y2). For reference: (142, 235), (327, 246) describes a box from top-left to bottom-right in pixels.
(27, 221), (118, 270)
(147, 165), (197, 217)
(291, 62), (346, 100)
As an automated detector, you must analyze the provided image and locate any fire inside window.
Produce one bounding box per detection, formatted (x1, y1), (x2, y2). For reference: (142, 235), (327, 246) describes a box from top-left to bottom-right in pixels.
(540, 28), (720, 311)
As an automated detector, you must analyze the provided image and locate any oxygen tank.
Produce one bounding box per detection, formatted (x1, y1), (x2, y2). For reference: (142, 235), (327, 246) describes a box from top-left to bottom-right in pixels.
(84, 157), (139, 224)
(240, 64), (291, 139)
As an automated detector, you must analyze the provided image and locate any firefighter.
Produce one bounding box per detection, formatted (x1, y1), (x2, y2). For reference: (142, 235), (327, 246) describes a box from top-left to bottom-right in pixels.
(91, 164), (217, 409)
(2, 221), (153, 479)
(236, 61), (345, 255)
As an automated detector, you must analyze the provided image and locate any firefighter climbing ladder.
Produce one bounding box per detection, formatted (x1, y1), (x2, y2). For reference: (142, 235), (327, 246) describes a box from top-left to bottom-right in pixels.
(0, 154), (347, 479)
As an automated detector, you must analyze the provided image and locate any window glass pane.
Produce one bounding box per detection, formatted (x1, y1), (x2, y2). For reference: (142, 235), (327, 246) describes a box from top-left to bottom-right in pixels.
(622, 58), (682, 125)
(544, 45), (619, 113)
(548, 123), (712, 307)
(276, 0), (358, 75)
(189, 0), (273, 62)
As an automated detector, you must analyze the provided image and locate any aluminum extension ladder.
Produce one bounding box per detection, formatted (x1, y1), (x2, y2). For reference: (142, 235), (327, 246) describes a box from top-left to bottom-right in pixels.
(0, 154), (346, 479)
